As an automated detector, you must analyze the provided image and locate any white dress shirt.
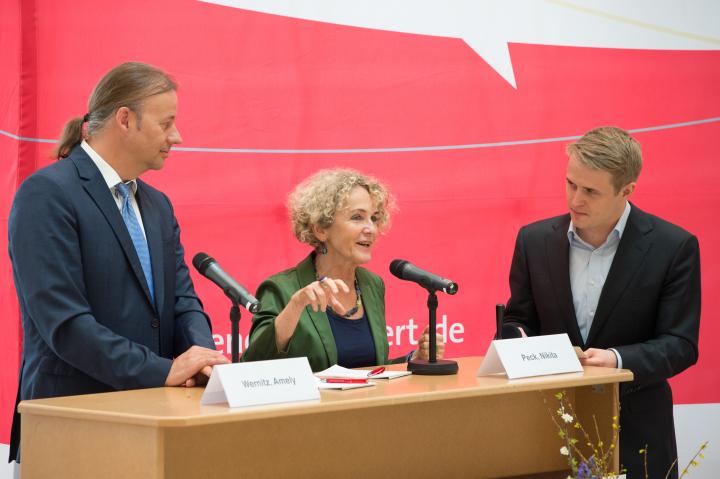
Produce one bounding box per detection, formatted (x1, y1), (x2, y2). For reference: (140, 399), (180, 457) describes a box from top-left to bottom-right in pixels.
(567, 201), (631, 368)
(81, 140), (147, 237)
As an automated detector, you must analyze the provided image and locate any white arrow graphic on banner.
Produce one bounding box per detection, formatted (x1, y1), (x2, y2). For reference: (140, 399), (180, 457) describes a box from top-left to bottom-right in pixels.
(199, 0), (720, 89)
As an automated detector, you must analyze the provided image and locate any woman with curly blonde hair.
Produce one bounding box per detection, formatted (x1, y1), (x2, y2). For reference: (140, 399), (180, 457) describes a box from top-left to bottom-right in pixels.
(243, 169), (443, 371)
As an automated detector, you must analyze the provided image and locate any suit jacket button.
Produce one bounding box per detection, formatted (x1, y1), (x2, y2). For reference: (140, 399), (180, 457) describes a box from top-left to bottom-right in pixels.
(151, 318), (160, 328)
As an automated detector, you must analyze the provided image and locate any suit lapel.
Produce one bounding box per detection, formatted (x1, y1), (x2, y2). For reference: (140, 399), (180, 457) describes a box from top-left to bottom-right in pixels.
(357, 268), (388, 366)
(136, 180), (164, 316)
(586, 206), (652, 345)
(296, 255), (338, 366)
(545, 215), (585, 346)
(73, 151), (156, 310)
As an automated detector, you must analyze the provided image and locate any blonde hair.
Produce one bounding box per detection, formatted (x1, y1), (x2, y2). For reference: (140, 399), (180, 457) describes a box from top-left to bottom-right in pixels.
(566, 126), (642, 193)
(288, 169), (394, 249)
(53, 62), (177, 159)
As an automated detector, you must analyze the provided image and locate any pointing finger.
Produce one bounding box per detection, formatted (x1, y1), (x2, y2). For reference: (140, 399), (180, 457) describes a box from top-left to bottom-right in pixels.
(336, 279), (350, 294)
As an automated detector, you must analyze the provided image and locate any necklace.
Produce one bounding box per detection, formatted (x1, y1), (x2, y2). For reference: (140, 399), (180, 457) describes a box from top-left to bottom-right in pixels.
(317, 274), (362, 318)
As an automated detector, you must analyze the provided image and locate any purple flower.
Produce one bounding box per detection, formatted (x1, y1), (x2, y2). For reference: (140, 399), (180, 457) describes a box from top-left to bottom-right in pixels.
(577, 460), (593, 479)
(577, 456), (599, 479)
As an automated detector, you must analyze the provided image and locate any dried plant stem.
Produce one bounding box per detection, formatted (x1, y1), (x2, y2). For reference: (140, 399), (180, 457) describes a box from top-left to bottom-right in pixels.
(565, 397), (604, 471)
(664, 458), (679, 479)
(678, 441), (709, 479)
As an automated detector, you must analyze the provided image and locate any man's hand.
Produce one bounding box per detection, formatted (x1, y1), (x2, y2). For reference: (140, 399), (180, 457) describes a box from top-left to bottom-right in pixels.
(165, 346), (230, 387)
(183, 368), (214, 388)
(579, 348), (618, 368)
(412, 325), (446, 360)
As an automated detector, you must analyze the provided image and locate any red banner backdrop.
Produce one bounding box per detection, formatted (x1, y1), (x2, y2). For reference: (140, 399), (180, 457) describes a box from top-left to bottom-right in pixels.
(1, 0), (719, 444)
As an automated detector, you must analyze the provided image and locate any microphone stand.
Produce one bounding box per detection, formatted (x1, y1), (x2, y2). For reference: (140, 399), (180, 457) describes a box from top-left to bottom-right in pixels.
(495, 304), (505, 340)
(230, 301), (241, 363)
(407, 289), (459, 375)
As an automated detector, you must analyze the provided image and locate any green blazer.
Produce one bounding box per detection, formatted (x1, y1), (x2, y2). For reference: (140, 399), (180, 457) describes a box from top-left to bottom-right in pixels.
(243, 254), (398, 372)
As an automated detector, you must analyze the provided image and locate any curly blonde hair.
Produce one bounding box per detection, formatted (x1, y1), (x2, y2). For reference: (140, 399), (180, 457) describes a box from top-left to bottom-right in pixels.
(288, 169), (395, 249)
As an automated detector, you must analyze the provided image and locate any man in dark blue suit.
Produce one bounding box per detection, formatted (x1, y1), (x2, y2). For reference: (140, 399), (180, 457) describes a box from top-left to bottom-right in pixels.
(503, 127), (700, 478)
(8, 62), (229, 465)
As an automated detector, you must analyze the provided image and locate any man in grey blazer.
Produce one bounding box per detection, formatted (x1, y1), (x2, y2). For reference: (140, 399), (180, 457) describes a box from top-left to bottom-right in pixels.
(503, 127), (700, 478)
(8, 62), (228, 466)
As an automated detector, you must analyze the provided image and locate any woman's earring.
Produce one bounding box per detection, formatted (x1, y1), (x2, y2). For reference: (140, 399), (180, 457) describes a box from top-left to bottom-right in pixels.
(317, 243), (328, 255)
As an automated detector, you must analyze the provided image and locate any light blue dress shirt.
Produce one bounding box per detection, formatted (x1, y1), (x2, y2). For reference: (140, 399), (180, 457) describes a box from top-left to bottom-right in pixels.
(568, 202), (631, 368)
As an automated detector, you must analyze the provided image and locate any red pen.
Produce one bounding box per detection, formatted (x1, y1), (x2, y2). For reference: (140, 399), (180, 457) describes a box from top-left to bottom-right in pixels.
(322, 378), (369, 384)
(367, 367), (385, 377)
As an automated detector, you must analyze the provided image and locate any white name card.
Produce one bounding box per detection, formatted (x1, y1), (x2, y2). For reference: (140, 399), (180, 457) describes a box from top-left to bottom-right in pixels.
(477, 333), (583, 379)
(201, 357), (320, 408)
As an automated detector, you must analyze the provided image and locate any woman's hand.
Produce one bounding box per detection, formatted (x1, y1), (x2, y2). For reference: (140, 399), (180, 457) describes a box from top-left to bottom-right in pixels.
(275, 278), (350, 351)
(290, 277), (350, 314)
(412, 325), (445, 360)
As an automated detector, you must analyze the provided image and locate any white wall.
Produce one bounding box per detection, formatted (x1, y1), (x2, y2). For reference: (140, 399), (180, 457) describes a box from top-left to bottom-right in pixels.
(675, 403), (720, 476)
(0, 445), (14, 479)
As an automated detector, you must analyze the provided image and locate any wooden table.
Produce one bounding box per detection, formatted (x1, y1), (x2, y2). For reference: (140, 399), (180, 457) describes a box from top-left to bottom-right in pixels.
(19, 356), (632, 478)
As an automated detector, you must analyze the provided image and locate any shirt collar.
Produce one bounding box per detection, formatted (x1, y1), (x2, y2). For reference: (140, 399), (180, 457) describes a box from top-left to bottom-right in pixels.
(81, 140), (137, 195)
(614, 201), (632, 238)
(567, 201), (632, 247)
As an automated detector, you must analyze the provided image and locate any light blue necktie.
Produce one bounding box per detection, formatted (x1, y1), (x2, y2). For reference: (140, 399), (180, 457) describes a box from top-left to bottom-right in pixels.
(115, 182), (154, 303)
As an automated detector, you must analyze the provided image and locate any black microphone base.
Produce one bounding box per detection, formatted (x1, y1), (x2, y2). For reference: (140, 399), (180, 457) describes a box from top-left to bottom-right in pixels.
(407, 358), (459, 375)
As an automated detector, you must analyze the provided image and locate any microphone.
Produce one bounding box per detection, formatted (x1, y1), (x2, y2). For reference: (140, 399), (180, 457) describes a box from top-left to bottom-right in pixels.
(389, 259), (458, 295)
(192, 252), (260, 313)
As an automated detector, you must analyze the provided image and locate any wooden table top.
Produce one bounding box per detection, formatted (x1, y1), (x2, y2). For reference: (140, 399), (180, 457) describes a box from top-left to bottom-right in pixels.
(18, 356), (632, 427)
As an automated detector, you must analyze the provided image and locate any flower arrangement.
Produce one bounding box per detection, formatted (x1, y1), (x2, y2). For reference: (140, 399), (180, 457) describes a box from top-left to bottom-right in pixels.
(548, 391), (619, 478)
(547, 391), (709, 479)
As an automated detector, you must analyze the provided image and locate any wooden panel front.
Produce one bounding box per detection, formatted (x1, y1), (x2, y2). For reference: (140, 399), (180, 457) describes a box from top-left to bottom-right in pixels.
(162, 391), (563, 478)
(21, 415), (163, 479)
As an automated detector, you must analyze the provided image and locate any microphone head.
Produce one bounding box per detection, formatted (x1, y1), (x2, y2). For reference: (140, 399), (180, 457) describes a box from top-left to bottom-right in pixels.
(192, 252), (215, 275)
(389, 259), (409, 278)
(445, 282), (458, 295)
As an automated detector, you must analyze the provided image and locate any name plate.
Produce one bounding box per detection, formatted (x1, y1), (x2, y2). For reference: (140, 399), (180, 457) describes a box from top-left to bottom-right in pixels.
(201, 357), (320, 408)
(477, 333), (583, 379)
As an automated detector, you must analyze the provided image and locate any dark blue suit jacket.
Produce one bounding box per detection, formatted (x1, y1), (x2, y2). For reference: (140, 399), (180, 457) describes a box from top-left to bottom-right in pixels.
(503, 205), (701, 478)
(8, 145), (215, 462)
